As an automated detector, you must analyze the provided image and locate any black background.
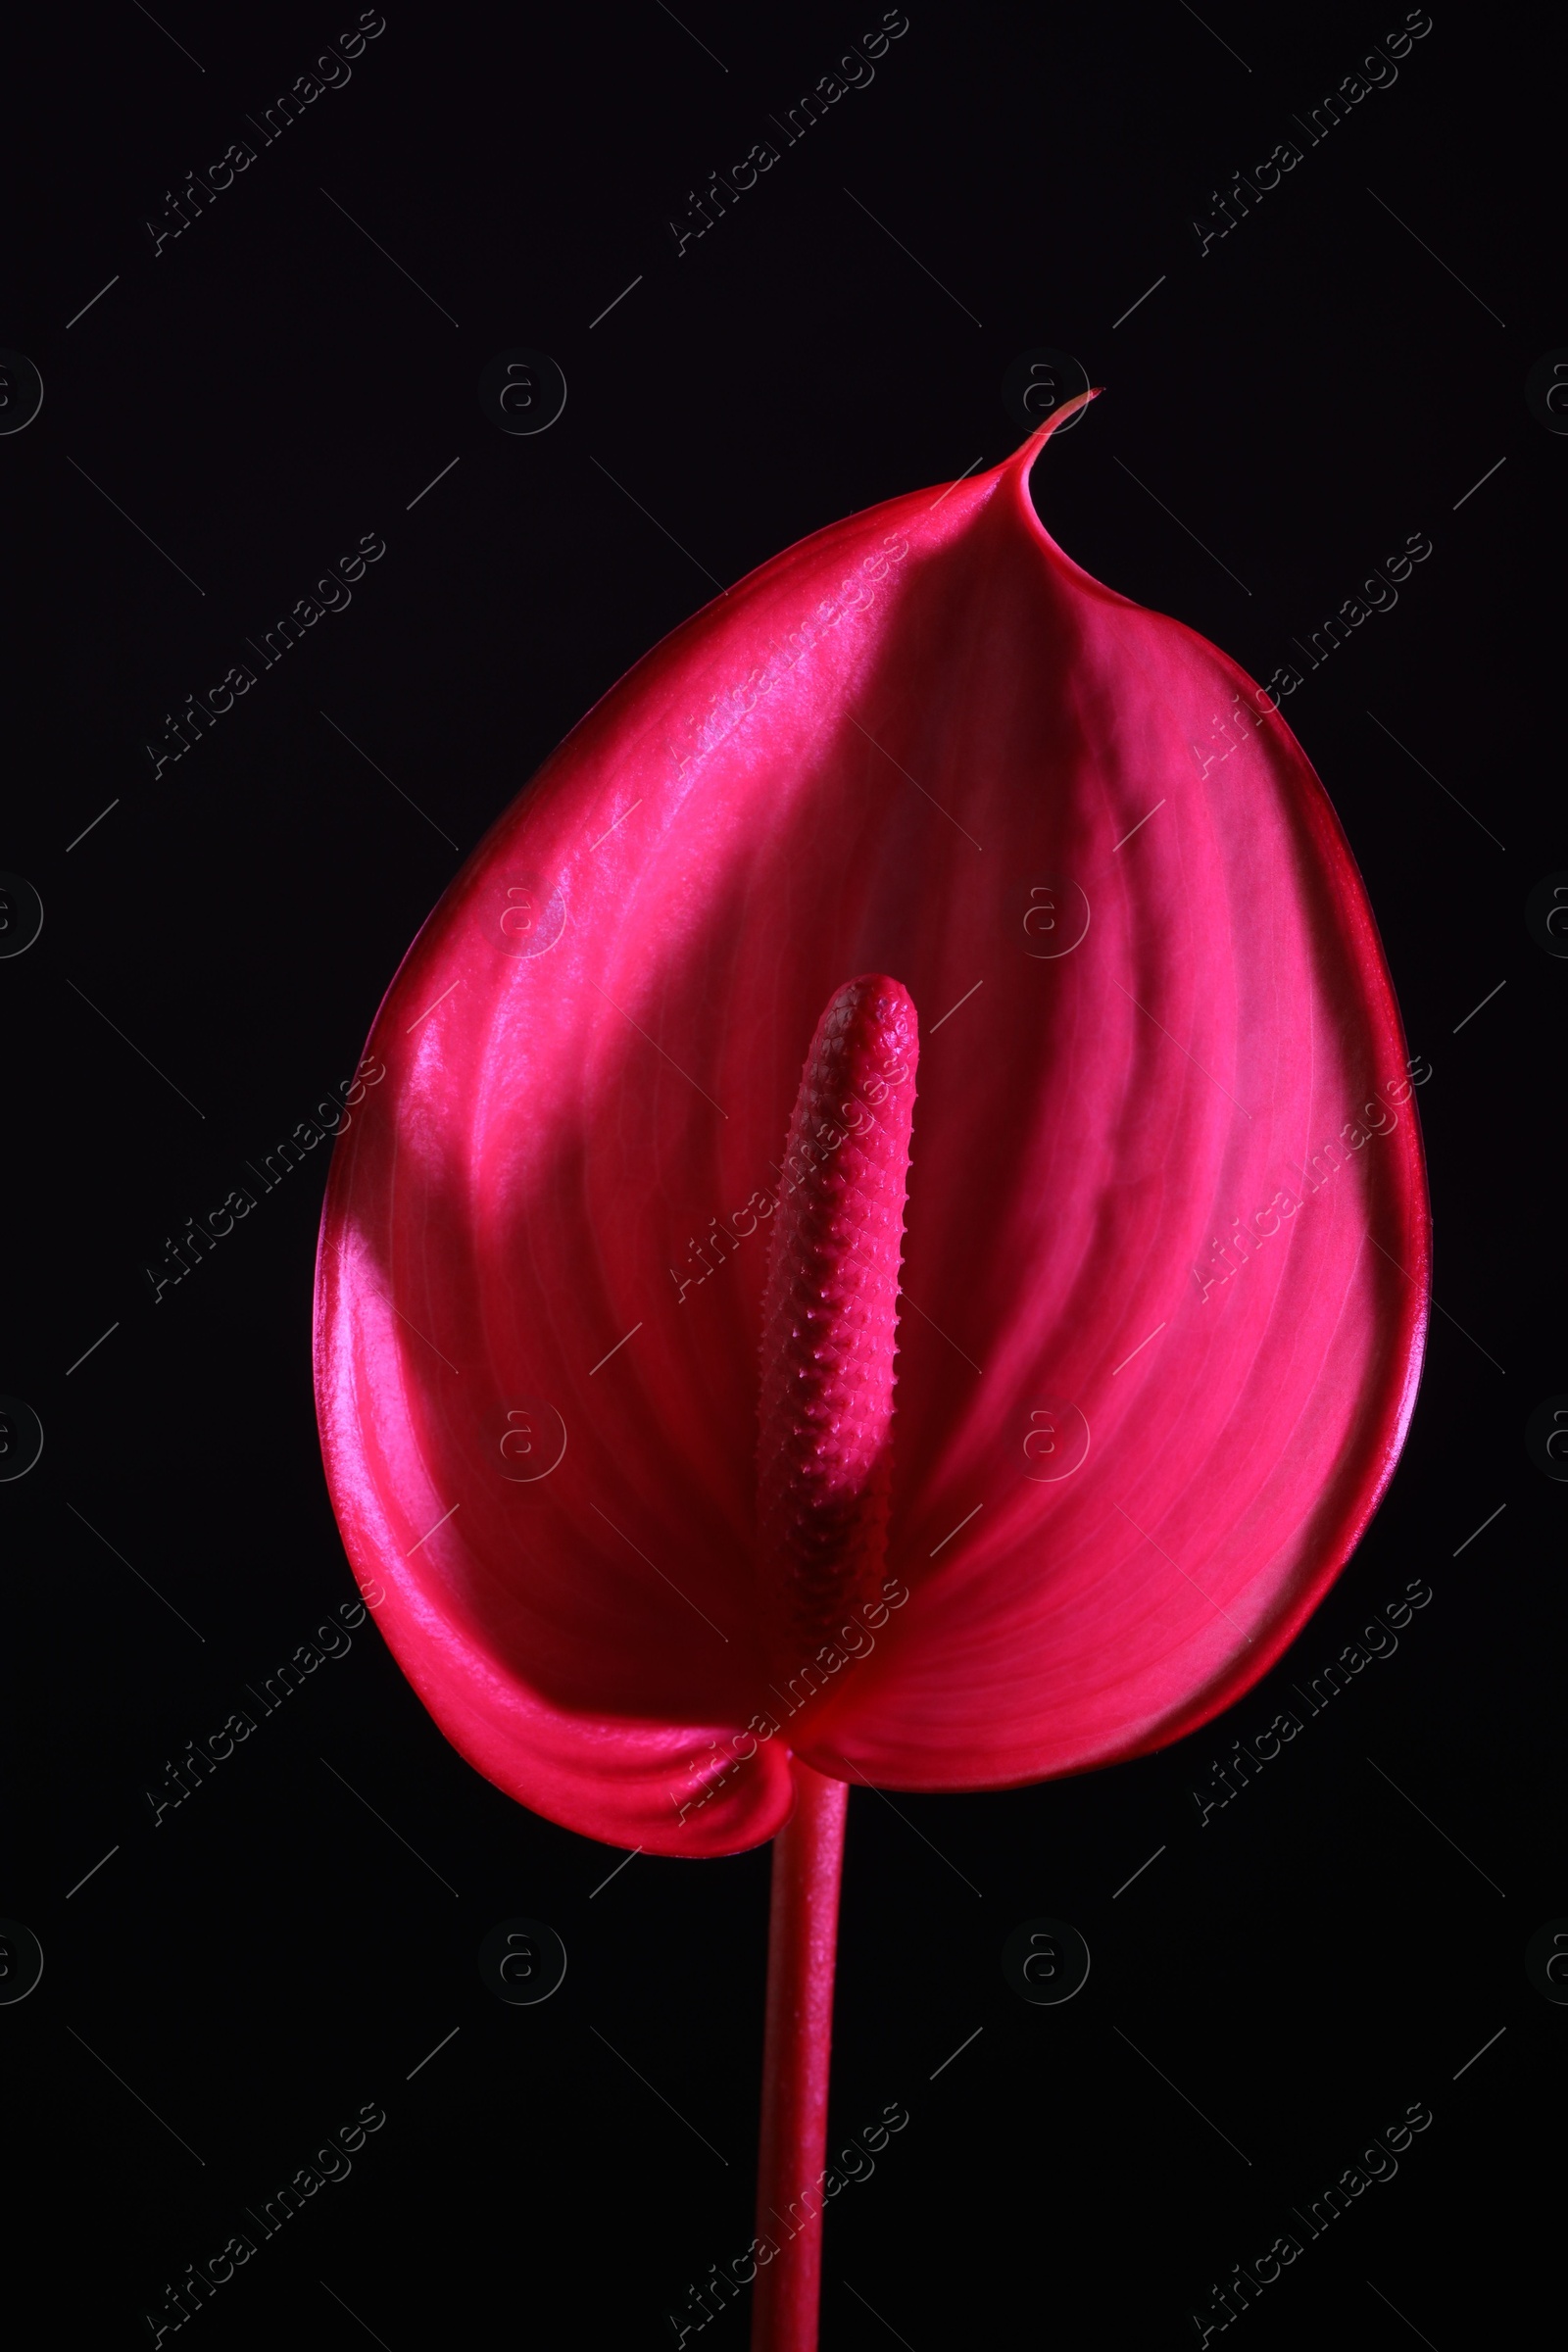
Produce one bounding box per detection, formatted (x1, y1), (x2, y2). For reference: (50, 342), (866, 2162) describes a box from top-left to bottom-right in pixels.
(1, 2), (1554, 2345)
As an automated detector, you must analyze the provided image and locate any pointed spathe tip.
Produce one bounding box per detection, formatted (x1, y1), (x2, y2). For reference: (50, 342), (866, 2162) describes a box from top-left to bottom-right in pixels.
(1009, 383), (1103, 475)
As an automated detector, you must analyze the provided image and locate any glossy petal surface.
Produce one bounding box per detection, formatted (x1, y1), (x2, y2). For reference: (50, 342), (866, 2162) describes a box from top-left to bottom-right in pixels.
(314, 399), (1428, 1855)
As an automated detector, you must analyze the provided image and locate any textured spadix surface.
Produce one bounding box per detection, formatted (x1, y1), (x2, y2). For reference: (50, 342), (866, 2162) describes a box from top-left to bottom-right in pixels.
(756, 976), (918, 1675)
(314, 396), (1428, 1856)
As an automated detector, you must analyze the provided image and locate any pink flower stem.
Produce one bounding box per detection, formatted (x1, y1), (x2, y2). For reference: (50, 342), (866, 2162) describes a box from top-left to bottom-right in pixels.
(751, 1755), (850, 2352)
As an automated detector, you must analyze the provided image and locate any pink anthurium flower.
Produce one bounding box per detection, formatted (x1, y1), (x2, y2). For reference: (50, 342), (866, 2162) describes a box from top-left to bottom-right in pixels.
(314, 391), (1428, 2352)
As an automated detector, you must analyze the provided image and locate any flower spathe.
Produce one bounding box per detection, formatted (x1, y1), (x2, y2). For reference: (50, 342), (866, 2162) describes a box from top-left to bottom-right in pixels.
(314, 392), (1429, 1858)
